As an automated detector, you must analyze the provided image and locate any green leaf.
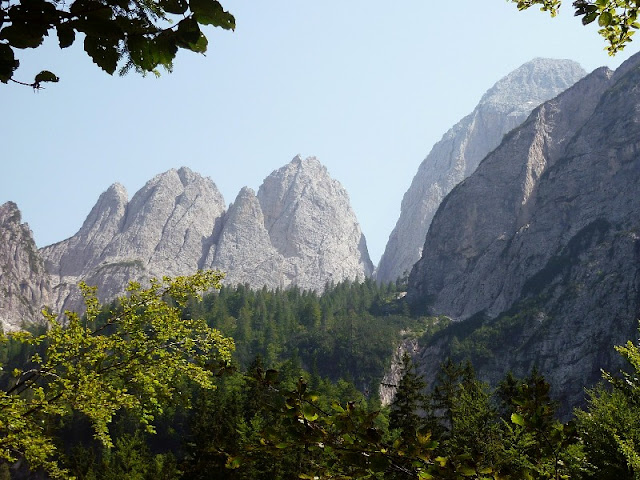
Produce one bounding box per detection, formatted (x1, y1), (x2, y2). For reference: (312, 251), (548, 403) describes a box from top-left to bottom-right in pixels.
(511, 412), (526, 426)
(159, 0), (187, 14)
(73, 16), (123, 40)
(583, 11), (599, 25)
(458, 466), (477, 476)
(56, 24), (75, 48)
(84, 36), (119, 74)
(176, 18), (201, 46)
(599, 11), (613, 26)
(0, 24), (46, 49)
(0, 44), (19, 83)
(189, 0), (235, 29)
(302, 404), (318, 421)
(126, 35), (158, 71)
(34, 70), (59, 83)
(186, 33), (208, 53)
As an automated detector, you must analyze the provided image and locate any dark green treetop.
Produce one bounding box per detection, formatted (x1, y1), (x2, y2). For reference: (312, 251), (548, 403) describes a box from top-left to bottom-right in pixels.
(0, 0), (234, 87)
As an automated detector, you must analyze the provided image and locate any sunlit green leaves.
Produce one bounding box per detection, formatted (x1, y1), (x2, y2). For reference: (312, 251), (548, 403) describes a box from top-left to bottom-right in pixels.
(0, 271), (233, 476)
(510, 0), (640, 54)
(511, 412), (526, 427)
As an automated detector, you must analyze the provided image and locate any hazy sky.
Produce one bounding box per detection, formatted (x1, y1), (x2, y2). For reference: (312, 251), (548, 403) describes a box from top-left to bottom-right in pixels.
(1, 1), (637, 265)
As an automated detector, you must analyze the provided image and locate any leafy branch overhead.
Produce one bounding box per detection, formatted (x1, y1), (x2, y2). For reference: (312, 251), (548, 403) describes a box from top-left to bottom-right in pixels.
(511, 0), (640, 54)
(0, 0), (234, 86)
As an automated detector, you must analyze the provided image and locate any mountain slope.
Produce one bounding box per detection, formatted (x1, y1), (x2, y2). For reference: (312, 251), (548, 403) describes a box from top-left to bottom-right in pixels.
(408, 55), (640, 414)
(0, 202), (51, 331)
(377, 59), (586, 283)
(39, 157), (372, 314)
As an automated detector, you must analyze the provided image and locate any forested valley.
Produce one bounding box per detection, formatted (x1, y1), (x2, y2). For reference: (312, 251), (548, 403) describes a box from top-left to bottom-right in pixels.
(1, 274), (639, 480)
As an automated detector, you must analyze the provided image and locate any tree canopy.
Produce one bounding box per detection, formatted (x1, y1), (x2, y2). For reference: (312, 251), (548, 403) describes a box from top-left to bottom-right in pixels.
(0, 271), (233, 477)
(0, 0), (234, 87)
(511, 0), (640, 54)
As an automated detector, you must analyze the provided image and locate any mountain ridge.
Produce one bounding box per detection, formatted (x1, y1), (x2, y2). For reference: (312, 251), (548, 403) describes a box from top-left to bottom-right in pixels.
(31, 156), (372, 317)
(407, 53), (640, 415)
(377, 58), (587, 283)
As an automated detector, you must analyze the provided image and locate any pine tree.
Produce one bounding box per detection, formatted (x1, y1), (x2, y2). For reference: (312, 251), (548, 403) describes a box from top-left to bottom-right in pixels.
(389, 353), (426, 437)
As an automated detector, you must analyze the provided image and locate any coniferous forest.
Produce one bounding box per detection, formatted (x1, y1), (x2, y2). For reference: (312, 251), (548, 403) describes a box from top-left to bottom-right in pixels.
(1, 274), (640, 479)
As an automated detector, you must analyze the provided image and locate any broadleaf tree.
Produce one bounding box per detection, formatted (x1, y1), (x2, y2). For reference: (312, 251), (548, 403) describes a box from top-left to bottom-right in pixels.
(0, 270), (234, 478)
(0, 0), (234, 87)
(510, 0), (640, 54)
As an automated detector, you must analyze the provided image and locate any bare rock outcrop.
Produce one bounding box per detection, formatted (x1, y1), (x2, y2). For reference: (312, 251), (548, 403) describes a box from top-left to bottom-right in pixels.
(254, 156), (374, 290)
(408, 54), (640, 414)
(377, 59), (586, 283)
(41, 167), (227, 312)
(0, 202), (51, 331)
(38, 157), (372, 314)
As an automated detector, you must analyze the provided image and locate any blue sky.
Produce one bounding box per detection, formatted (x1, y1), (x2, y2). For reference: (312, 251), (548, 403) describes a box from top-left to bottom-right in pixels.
(1, 1), (637, 265)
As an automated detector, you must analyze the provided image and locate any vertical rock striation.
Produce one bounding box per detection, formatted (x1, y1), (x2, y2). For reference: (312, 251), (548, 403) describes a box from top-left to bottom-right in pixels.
(38, 157), (372, 315)
(0, 202), (51, 331)
(41, 167), (226, 313)
(408, 54), (640, 414)
(377, 59), (586, 283)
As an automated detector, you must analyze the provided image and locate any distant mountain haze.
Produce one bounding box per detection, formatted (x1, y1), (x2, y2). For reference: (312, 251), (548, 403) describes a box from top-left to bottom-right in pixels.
(2, 53), (639, 422)
(0, 156), (372, 330)
(377, 58), (586, 283)
(407, 53), (640, 415)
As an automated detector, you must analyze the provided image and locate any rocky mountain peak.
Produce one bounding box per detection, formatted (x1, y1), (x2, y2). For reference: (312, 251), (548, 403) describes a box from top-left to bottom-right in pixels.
(407, 55), (640, 414)
(254, 156), (374, 287)
(480, 58), (585, 110)
(0, 202), (51, 331)
(33, 158), (372, 316)
(376, 58), (586, 283)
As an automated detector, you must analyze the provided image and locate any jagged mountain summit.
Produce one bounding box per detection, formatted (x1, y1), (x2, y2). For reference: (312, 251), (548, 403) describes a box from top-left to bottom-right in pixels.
(208, 157), (373, 290)
(377, 58), (586, 283)
(39, 156), (372, 315)
(407, 53), (640, 414)
(0, 202), (51, 331)
(42, 167), (226, 313)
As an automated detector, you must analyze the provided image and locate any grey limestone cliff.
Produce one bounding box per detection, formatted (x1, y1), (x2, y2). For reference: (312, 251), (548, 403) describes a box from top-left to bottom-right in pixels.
(0, 202), (51, 331)
(39, 157), (372, 314)
(377, 59), (586, 283)
(408, 54), (640, 414)
(255, 156), (374, 290)
(41, 167), (227, 312)
(205, 156), (373, 290)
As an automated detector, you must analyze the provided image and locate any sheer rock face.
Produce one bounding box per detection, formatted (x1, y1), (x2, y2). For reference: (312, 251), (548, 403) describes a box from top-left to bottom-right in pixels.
(253, 156), (374, 290)
(408, 55), (640, 414)
(41, 167), (227, 313)
(39, 158), (372, 314)
(205, 157), (373, 290)
(203, 187), (291, 288)
(377, 59), (586, 283)
(0, 202), (51, 331)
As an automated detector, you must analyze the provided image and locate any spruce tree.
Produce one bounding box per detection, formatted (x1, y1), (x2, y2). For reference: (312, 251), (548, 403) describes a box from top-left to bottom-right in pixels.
(389, 353), (426, 438)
